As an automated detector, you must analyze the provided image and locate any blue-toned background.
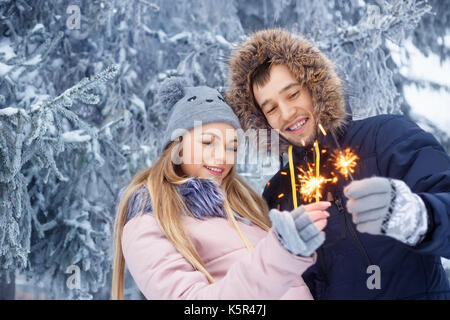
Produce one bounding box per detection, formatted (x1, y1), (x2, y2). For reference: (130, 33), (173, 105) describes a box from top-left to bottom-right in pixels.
(0, 0), (449, 299)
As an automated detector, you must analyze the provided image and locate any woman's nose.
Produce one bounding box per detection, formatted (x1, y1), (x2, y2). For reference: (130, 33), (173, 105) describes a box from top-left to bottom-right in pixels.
(213, 146), (227, 164)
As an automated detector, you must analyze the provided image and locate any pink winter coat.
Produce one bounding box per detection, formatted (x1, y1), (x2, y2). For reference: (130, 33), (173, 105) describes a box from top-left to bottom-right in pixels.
(122, 212), (316, 300)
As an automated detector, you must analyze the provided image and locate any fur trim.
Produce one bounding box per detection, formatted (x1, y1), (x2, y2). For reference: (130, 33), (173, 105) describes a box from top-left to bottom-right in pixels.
(116, 186), (153, 223)
(225, 28), (348, 154)
(121, 178), (227, 223)
(177, 178), (226, 219)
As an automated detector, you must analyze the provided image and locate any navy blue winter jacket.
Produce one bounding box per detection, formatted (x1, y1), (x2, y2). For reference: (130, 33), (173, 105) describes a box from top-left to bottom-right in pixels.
(263, 114), (450, 299)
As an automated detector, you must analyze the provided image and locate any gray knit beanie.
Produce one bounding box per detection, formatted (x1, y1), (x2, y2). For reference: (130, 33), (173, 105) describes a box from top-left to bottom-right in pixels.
(157, 77), (242, 152)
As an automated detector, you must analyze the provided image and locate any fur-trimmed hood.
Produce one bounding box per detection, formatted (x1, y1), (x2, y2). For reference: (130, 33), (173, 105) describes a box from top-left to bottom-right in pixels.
(225, 28), (348, 154)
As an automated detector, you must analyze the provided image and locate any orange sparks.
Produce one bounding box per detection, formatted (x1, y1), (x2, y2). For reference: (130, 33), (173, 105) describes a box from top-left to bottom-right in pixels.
(318, 123), (327, 136)
(296, 164), (337, 203)
(277, 193), (285, 199)
(280, 171), (287, 175)
(331, 147), (359, 179)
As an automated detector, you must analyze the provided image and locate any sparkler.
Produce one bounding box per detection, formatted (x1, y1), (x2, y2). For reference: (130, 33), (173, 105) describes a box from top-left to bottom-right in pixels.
(288, 123), (359, 207)
(331, 147), (359, 180)
(313, 140), (321, 202)
(297, 163), (338, 203)
(330, 130), (356, 181)
(318, 123), (327, 136)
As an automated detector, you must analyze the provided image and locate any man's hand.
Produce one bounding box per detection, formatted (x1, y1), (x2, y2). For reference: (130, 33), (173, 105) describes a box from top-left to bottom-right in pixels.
(269, 201), (330, 257)
(343, 176), (428, 246)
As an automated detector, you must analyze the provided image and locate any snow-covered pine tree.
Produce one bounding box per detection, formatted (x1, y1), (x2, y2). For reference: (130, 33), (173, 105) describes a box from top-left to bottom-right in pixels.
(0, 1), (124, 299)
(0, 64), (121, 299)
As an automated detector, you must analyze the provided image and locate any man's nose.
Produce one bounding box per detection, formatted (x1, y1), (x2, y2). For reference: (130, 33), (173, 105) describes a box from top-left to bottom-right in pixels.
(279, 101), (296, 122)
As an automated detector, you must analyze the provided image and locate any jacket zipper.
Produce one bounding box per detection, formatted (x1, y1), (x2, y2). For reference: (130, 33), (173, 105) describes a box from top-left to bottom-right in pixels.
(335, 194), (373, 267)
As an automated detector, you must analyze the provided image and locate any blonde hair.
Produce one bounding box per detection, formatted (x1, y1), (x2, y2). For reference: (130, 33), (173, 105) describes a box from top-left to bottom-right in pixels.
(111, 140), (271, 299)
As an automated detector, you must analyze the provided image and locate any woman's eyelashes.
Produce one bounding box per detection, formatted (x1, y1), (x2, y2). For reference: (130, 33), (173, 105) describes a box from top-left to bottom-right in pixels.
(201, 135), (214, 146)
(202, 140), (213, 146)
(201, 139), (237, 152)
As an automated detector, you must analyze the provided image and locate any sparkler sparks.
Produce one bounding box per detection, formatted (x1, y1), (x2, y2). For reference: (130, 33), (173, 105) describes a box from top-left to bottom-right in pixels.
(318, 123), (327, 136)
(331, 147), (359, 180)
(297, 164), (338, 203)
(286, 123), (359, 207)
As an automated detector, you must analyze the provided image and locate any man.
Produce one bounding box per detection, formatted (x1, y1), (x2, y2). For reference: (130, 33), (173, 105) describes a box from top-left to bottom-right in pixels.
(225, 28), (450, 299)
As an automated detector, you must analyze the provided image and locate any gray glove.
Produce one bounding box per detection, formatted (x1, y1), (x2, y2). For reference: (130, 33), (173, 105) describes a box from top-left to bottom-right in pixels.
(343, 176), (428, 246)
(269, 206), (325, 257)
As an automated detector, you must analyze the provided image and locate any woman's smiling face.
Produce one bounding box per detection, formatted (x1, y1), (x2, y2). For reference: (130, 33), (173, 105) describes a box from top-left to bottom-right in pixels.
(179, 122), (237, 184)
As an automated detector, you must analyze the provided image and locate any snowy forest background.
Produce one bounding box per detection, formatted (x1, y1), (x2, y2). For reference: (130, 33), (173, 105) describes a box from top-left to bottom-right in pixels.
(0, 0), (449, 299)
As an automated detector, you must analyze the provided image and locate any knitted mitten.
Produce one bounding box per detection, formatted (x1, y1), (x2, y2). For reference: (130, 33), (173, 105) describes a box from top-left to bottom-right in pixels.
(343, 176), (428, 246)
(269, 206), (325, 257)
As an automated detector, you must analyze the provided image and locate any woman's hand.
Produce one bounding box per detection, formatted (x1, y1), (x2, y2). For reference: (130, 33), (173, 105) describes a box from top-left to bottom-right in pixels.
(269, 201), (331, 257)
(302, 201), (331, 232)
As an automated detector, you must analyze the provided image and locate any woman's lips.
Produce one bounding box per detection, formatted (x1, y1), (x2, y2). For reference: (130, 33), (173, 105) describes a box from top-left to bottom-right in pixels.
(204, 165), (224, 176)
(285, 117), (309, 134)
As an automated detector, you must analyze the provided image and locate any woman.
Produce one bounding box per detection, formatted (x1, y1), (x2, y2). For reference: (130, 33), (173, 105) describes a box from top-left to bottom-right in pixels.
(111, 78), (331, 300)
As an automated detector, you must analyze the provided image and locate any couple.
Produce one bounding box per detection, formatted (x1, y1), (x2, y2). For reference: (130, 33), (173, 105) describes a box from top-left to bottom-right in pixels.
(112, 29), (450, 300)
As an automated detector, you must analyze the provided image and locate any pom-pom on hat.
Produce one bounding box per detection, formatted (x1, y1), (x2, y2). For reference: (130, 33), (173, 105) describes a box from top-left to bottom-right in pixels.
(157, 77), (242, 152)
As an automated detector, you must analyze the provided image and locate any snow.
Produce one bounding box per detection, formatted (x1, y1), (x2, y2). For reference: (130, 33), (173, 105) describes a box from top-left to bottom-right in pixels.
(29, 94), (51, 112)
(23, 54), (42, 66)
(130, 94), (146, 114)
(0, 38), (15, 76)
(119, 47), (126, 63)
(169, 32), (191, 43)
(387, 39), (450, 133)
(0, 107), (19, 116)
(0, 38), (17, 60)
(0, 62), (13, 76)
(215, 35), (232, 48)
(141, 25), (167, 42)
(405, 86), (450, 133)
(18, 86), (37, 106)
(117, 20), (127, 31)
(10, 66), (25, 81)
(62, 130), (91, 143)
(31, 23), (44, 33)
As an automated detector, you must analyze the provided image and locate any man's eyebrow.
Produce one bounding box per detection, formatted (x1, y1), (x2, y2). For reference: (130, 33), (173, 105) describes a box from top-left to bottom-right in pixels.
(259, 83), (300, 110)
(260, 99), (271, 111)
(279, 83), (300, 94)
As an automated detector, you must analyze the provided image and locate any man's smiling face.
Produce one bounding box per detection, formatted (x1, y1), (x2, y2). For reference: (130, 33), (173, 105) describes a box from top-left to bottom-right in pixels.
(252, 63), (316, 146)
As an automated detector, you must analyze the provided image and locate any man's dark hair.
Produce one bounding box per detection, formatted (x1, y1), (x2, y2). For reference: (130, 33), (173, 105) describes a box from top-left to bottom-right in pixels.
(249, 59), (273, 109)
